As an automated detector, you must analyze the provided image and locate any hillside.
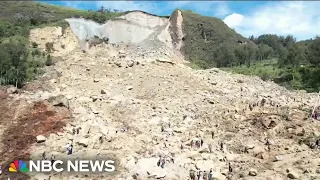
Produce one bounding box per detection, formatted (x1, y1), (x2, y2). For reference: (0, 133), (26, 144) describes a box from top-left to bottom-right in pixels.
(0, 1), (121, 23)
(0, 1), (122, 87)
(179, 10), (249, 68)
(0, 1), (320, 180)
(1, 1), (320, 93)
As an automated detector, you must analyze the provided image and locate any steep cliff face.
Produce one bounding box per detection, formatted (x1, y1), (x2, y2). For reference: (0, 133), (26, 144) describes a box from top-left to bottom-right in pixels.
(28, 9), (247, 65)
(169, 9), (184, 50)
(65, 11), (173, 45)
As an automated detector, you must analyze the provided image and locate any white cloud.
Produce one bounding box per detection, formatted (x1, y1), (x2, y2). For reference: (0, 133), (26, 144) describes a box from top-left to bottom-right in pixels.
(223, 13), (244, 27)
(223, 1), (320, 40)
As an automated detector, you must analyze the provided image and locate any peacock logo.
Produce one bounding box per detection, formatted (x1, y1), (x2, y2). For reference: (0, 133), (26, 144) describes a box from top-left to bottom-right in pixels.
(9, 160), (29, 173)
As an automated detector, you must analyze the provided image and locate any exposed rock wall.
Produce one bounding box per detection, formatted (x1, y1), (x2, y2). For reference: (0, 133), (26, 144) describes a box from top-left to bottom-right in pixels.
(169, 9), (184, 50)
(66, 11), (173, 45)
(29, 11), (187, 56)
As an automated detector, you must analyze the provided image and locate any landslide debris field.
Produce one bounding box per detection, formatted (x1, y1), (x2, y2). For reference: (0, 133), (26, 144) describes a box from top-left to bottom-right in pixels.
(0, 6), (320, 180)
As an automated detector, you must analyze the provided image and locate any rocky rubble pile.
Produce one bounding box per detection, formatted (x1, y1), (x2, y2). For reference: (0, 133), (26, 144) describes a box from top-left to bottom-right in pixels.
(7, 42), (320, 180)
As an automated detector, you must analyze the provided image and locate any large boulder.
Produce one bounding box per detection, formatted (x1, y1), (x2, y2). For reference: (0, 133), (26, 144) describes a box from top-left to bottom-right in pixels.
(6, 86), (17, 94)
(36, 135), (46, 143)
(47, 95), (69, 109)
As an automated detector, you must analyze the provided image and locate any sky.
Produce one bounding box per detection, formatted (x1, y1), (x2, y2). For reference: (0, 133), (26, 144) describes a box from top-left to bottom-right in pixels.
(41, 1), (320, 41)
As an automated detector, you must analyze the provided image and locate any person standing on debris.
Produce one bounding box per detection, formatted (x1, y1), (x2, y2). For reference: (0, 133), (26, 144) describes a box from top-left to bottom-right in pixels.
(196, 170), (201, 180)
(161, 125), (164, 132)
(157, 157), (161, 167)
(169, 122), (171, 128)
(220, 142), (224, 151)
(200, 139), (204, 147)
(50, 154), (55, 165)
(316, 139), (320, 146)
(266, 139), (271, 152)
(228, 162), (233, 173)
(190, 170), (196, 180)
(99, 136), (104, 143)
(171, 157), (174, 163)
(209, 169), (213, 180)
(42, 151), (46, 160)
(67, 144), (73, 155)
(211, 131), (214, 139)
(203, 170), (208, 180)
(208, 144), (212, 153)
(160, 157), (165, 168)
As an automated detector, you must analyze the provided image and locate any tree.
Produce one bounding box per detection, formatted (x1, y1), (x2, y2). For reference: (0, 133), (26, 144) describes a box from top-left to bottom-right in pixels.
(307, 36), (320, 66)
(98, 6), (104, 13)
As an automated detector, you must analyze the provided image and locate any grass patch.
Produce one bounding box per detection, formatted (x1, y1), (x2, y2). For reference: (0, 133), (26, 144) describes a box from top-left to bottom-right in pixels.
(184, 62), (203, 70)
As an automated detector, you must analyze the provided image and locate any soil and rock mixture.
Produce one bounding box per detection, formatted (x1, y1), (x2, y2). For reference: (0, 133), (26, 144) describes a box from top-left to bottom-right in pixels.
(1, 14), (320, 179)
(1, 42), (319, 180)
(0, 88), (71, 180)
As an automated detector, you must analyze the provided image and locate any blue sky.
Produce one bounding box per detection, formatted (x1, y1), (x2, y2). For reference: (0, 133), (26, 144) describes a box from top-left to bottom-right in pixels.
(40, 1), (320, 41)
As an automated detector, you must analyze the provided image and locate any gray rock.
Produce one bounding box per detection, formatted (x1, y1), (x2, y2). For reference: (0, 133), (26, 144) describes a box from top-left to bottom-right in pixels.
(7, 86), (17, 94)
(93, 78), (100, 82)
(47, 95), (69, 108)
(90, 95), (100, 102)
(77, 138), (89, 147)
(74, 107), (87, 114)
(34, 173), (50, 180)
(249, 168), (258, 176)
(101, 89), (107, 94)
(50, 79), (57, 84)
(36, 135), (47, 143)
(198, 146), (210, 153)
(77, 96), (92, 103)
(115, 62), (122, 67)
(287, 169), (299, 179)
(80, 123), (91, 135)
(274, 155), (282, 162)
(127, 61), (134, 67)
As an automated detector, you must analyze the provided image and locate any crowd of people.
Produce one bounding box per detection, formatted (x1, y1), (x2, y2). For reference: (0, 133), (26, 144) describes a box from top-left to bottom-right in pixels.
(189, 169), (214, 180)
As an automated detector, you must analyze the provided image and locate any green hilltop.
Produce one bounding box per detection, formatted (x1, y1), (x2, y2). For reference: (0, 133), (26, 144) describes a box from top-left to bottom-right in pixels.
(0, 1), (122, 87)
(0, 1), (319, 92)
(180, 10), (320, 92)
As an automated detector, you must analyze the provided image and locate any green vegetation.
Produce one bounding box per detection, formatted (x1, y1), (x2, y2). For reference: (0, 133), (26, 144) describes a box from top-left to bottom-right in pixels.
(181, 10), (247, 69)
(0, 1), (121, 87)
(182, 10), (320, 92)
